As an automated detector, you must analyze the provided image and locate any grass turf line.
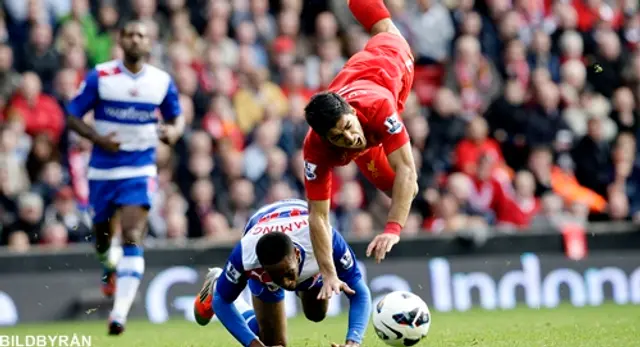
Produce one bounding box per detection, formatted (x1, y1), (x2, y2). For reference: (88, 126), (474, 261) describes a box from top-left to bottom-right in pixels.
(2, 304), (638, 347)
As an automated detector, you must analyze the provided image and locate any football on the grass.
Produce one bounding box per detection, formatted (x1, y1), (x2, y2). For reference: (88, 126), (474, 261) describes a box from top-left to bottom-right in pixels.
(372, 291), (431, 347)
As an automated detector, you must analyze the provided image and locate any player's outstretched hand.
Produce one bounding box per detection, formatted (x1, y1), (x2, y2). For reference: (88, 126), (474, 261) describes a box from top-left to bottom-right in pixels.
(366, 233), (400, 263)
(317, 275), (355, 300)
(95, 132), (120, 153)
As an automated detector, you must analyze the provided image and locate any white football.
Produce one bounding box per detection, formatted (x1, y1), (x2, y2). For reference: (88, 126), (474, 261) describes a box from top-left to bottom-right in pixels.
(372, 291), (431, 347)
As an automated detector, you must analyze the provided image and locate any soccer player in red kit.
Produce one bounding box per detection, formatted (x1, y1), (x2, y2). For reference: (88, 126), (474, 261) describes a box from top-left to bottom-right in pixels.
(302, 0), (419, 302)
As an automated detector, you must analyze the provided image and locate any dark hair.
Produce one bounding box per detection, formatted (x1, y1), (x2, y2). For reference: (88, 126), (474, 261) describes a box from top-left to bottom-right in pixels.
(120, 19), (146, 36)
(304, 92), (351, 137)
(256, 232), (294, 266)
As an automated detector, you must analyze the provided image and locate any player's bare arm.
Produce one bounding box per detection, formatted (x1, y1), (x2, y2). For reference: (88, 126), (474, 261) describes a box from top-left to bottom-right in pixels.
(67, 116), (120, 153)
(366, 143), (418, 262)
(308, 199), (355, 300)
(159, 115), (185, 145)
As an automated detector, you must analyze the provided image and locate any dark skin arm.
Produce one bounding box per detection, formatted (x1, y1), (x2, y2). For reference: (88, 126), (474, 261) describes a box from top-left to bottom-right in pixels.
(67, 116), (120, 152)
(158, 115), (185, 145)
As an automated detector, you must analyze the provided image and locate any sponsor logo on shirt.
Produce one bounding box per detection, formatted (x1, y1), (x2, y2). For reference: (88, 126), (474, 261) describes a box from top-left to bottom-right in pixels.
(104, 107), (157, 122)
(304, 161), (317, 181)
(225, 262), (242, 284)
(384, 113), (403, 134)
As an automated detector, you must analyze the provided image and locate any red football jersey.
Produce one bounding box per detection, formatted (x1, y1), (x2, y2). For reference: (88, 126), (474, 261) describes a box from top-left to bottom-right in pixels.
(303, 81), (410, 200)
(303, 33), (414, 201)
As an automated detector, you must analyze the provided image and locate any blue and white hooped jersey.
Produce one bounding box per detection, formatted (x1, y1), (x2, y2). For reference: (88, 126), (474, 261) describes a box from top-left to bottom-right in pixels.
(215, 199), (361, 302)
(66, 60), (181, 181)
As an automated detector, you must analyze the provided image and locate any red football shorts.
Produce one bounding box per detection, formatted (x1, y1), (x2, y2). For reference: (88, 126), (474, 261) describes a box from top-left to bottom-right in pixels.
(333, 32), (415, 113)
(355, 145), (396, 193)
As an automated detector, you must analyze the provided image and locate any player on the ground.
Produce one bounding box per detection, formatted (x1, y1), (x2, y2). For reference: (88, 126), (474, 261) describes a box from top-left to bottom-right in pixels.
(66, 20), (183, 335)
(302, 0), (418, 300)
(193, 199), (372, 347)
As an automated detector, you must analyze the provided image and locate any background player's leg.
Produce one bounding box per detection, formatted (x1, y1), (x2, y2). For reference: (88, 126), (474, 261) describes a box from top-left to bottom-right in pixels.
(108, 176), (155, 334)
(298, 286), (329, 323)
(108, 204), (148, 333)
(88, 180), (122, 297)
(252, 296), (287, 346)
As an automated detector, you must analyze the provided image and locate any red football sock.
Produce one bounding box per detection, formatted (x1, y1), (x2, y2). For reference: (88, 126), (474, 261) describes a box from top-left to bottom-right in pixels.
(348, 0), (391, 32)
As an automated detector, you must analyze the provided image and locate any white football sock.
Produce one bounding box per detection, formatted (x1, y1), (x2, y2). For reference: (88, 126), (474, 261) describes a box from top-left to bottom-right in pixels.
(110, 245), (145, 324)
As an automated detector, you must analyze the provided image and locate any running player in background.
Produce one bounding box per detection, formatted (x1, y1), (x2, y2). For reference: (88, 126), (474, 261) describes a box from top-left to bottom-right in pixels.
(193, 199), (371, 347)
(302, 0), (418, 300)
(66, 20), (184, 335)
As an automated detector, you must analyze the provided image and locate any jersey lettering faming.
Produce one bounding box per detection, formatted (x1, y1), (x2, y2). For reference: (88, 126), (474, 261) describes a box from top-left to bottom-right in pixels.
(302, 34), (413, 200)
(66, 60), (181, 180)
(215, 199), (361, 303)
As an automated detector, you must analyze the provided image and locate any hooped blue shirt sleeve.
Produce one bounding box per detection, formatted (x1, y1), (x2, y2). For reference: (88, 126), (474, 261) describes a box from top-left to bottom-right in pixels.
(158, 78), (181, 121)
(66, 69), (99, 118)
(213, 244), (258, 347)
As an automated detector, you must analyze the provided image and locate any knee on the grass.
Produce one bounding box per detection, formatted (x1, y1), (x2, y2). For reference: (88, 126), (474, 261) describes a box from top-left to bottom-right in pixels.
(304, 309), (326, 323)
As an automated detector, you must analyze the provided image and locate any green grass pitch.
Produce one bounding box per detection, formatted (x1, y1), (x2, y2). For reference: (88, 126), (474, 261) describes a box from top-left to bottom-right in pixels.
(2, 304), (638, 347)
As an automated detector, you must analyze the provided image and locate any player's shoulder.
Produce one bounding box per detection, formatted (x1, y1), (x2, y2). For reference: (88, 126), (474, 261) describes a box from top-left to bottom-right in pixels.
(94, 60), (122, 78)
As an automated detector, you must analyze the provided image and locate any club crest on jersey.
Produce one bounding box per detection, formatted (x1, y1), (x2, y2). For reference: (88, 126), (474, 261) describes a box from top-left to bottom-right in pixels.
(384, 114), (403, 134)
(340, 251), (354, 270)
(225, 262), (242, 284)
(304, 161), (317, 181)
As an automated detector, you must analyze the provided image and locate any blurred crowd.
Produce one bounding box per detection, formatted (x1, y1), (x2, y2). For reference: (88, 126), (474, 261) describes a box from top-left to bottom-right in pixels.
(0, 0), (639, 252)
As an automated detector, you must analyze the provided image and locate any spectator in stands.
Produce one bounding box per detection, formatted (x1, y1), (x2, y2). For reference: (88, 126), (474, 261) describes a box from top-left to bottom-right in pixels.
(165, 212), (188, 244)
(227, 179), (256, 229)
(0, 43), (20, 111)
(254, 147), (294, 204)
(40, 222), (68, 249)
(25, 133), (60, 184)
(350, 211), (374, 240)
(454, 116), (503, 176)
(3, 73), (64, 144)
(588, 30), (624, 99)
(559, 59), (587, 108)
(408, 0), (455, 65)
(7, 230), (30, 253)
(531, 193), (570, 229)
(485, 79), (527, 168)
(202, 211), (237, 244)
(44, 186), (91, 243)
(610, 87), (639, 136)
(3, 192), (44, 245)
(467, 153), (502, 221)
(528, 30), (561, 82)
(15, 23), (59, 93)
(525, 81), (572, 150)
(264, 180), (297, 203)
(502, 39), (530, 88)
(494, 170), (540, 229)
(334, 180), (365, 235)
(446, 35), (502, 116)
(243, 120), (282, 181)
(233, 67), (288, 133)
(424, 88), (465, 180)
(280, 94), (309, 155)
(572, 117), (614, 197)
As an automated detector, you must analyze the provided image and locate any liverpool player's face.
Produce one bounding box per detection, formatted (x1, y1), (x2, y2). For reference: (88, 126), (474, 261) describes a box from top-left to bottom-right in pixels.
(326, 113), (366, 149)
(121, 23), (151, 61)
